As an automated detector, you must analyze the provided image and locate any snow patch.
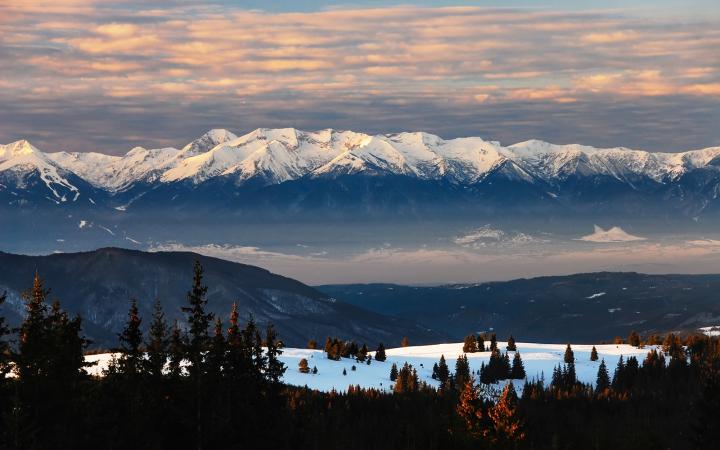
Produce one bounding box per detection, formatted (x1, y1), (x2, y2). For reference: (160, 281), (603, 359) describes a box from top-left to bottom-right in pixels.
(586, 292), (606, 299)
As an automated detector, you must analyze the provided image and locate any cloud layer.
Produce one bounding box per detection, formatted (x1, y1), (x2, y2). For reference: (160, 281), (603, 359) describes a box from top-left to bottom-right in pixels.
(1, 1), (719, 152)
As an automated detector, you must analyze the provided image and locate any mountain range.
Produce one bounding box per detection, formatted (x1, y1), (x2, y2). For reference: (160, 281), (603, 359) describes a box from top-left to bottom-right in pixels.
(0, 248), (444, 348)
(2, 128), (720, 222)
(319, 272), (720, 343)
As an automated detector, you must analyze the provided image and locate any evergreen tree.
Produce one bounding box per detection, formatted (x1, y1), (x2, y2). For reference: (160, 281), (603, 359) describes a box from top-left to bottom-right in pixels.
(596, 359), (610, 393)
(437, 355), (450, 387)
(0, 291), (10, 377)
(564, 343), (574, 364)
(16, 273), (50, 381)
(168, 320), (185, 378)
(456, 376), (486, 437)
(182, 260), (213, 378)
(463, 334), (478, 353)
(489, 383), (525, 445)
(477, 334), (486, 352)
(390, 363), (399, 381)
(307, 339), (317, 349)
(342, 368), (347, 376)
(401, 336), (410, 347)
(298, 358), (310, 374)
(117, 299), (144, 377)
(206, 317), (226, 379)
(628, 330), (641, 347)
(612, 356), (625, 391)
(490, 333), (498, 352)
(455, 354), (471, 388)
(357, 343), (368, 362)
(375, 343), (387, 362)
(506, 335), (517, 352)
(590, 345), (599, 361)
(265, 324), (285, 384)
(145, 298), (169, 379)
(511, 352), (526, 379)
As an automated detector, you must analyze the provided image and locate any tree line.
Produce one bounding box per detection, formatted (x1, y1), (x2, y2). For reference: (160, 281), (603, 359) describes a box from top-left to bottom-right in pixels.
(1, 266), (720, 449)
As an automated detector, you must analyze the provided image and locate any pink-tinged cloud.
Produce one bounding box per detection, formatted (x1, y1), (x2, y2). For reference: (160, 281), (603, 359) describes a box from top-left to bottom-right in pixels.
(0, 2), (718, 153)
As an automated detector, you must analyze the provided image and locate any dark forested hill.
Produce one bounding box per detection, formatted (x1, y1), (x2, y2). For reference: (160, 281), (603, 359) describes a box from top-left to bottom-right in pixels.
(319, 272), (720, 343)
(0, 248), (445, 348)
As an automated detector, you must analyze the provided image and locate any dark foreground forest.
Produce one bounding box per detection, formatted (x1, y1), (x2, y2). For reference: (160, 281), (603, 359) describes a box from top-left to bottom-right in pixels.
(0, 262), (719, 450)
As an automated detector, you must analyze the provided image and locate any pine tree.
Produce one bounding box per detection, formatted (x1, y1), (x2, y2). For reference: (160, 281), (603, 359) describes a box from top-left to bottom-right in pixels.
(437, 355), (450, 386)
(457, 375), (485, 437)
(401, 336), (410, 347)
(168, 320), (185, 378)
(298, 358), (310, 373)
(312, 366), (318, 374)
(612, 356), (625, 391)
(511, 352), (526, 379)
(357, 343), (368, 362)
(490, 333), (498, 352)
(145, 298), (169, 379)
(463, 334), (478, 353)
(564, 343), (574, 364)
(182, 260), (213, 378)
(455, 354), (471, 388)
(477, 334), (486, 352)
(16, 273), (50, 381)
(265, 324), (285, 384)
(375, 343), (387, 362)
(596, 359), (610, 393)
(307, 339), (317, 349)
(0, 291), (10, 377)
(489, 383), (525, 444)
(117, 299), (144, 377)
(628, 330), (641, 347)
(506, 335), (517, 352)
(590, 345), (599, 361)
(390, 363), (399, 381)
(206, 317), (226, 379)
(342, 368), (347, 376)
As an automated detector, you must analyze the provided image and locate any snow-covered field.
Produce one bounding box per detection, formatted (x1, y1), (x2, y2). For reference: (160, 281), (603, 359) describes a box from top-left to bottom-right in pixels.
(85, 342), (654, 394)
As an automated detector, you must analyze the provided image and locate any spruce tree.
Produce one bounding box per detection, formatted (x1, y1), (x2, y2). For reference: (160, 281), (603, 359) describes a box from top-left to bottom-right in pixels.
(206, 317), (226, 380)
(357, 343), (368, 362)
(564, 343), (574, 364)
(390, 363), (399, 381)
(628, 330), (641, 347)
(463, 334), (478, 353)
(590, 345), (599, 361)
(265, 324), (285, 384)
(490, 333), (498, 352)
(456, 376), (485, 437)
(298, 358), (310, 373)
(455, 354), (471, 388)
(489, 383), (525, 444)
(145, 298), (169, 379)
(401, 336), (410, 347)
(0, 291), (10, 377)
(437, 354), (450, 386)
(477, 334), (486, 352)
(16, 273), (50, 381)
(375, 343), (387, 362)
(117, 299), (144, 377)
(506, 335), (517, 352)
(182, 260), (213, 378)
(168, 320), (185, 378)
(596, 359), (610, 393)
(511, 352), (526, 379)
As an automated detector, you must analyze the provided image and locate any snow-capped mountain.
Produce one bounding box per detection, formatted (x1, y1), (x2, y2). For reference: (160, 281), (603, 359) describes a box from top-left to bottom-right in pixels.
(2, 127), (720, 220)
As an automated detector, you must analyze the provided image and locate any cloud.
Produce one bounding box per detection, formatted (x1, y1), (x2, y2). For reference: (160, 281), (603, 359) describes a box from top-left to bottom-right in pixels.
(0, 3), (718, 152)
(577, 226), (646, 243)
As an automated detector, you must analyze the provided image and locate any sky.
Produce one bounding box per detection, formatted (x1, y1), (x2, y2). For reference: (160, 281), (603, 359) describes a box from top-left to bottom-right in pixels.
(1, 0), (719, 154)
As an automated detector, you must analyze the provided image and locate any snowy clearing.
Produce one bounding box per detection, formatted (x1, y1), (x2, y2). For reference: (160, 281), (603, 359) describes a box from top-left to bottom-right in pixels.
(85, 341), (654, 394)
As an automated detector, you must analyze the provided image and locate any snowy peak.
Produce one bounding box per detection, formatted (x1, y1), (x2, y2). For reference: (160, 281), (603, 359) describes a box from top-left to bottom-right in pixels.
(4, 129), (720, 198)
(180, 129), (238, 157)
